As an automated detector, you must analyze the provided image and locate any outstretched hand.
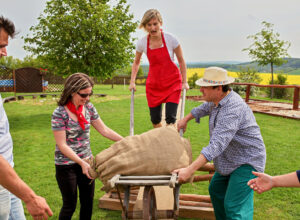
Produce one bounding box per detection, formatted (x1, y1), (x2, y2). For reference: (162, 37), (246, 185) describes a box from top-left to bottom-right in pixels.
(25, 195), (53, 220)
(247, 171), (274, 194)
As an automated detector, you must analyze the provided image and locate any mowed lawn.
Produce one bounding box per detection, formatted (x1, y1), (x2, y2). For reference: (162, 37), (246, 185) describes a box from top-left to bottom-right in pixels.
(4, 85), (300, 220)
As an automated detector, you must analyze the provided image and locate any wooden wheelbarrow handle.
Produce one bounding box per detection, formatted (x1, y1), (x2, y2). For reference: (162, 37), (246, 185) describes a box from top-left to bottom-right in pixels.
(130, 89), (134, 136)
(179, 89), (187, 137)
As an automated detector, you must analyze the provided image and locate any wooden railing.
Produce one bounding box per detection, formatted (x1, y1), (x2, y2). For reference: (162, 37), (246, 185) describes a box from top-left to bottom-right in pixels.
(232, 83), (300, 110)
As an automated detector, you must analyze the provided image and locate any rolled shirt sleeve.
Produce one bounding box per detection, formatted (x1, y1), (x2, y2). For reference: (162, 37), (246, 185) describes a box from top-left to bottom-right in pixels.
(191, 102), (211, 123)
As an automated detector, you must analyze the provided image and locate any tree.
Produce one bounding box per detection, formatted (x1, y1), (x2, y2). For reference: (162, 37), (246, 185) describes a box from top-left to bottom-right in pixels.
(243, 21), (290, 98)
(0, 56), (22, 69)
(24, 0), (138, 79)
(0, 55), (45, 69)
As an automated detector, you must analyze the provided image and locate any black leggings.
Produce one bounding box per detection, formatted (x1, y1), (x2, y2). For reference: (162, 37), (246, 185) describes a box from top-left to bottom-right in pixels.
(55, 163), (95, 220)
(149, 102), (178, 124)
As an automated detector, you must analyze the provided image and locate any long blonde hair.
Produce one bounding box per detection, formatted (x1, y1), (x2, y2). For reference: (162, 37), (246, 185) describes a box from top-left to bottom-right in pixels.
(58, 73), (94, 106)
(139, 9), (163, 29)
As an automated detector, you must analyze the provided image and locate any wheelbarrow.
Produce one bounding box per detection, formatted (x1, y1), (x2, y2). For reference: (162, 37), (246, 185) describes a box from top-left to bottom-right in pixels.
(109, 89), (187, 220)
(109, 173), (180, 219)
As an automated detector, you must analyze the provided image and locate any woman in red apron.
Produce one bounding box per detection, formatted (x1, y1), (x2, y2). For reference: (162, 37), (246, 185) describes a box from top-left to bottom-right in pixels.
(129, 9), (189, 128)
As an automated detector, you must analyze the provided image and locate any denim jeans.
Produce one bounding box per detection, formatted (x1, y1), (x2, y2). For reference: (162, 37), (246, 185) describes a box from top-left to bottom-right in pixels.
(0, 185), (25, 220)
(9, 193), (26, 220)
(0, 185), (10, 220)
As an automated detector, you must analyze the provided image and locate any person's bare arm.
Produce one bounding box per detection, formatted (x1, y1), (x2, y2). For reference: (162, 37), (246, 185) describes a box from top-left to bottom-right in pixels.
(173, 154), (208, 183)
(248, 171), (300, 194)
(177, 112), (195, 133)
(91, 118), (123, 141)
(174, 45), (189, 90)
(129, 51), (143, 91)
(0, 155), (53, 219)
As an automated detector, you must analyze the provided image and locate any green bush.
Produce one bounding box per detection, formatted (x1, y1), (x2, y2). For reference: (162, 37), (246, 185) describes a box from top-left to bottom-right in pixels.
(232, 67), (262, 96)
(267, 74), (288, 99)
(188, 73), (200, 89)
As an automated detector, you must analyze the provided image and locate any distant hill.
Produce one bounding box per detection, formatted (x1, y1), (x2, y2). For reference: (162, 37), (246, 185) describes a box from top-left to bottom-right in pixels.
(187, 58), (300, 75)
(141, 58), (300, 76)
(235, 58), (300, 75)
(141, 58), (300, 75)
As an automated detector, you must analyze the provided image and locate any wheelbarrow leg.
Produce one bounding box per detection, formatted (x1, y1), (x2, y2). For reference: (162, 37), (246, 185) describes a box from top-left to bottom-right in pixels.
(143, 186), (157, 220)
(173, 185), (181, 220)
(120, 185), (130, 220)
(124, 186), (130, 219)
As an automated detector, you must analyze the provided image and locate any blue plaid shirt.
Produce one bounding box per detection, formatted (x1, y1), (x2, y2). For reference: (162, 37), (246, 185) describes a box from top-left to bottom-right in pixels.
(191, 90), (266, 176)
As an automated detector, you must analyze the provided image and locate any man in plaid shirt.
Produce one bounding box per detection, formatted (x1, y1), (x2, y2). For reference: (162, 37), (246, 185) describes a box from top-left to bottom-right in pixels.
(174, 67), (266, 220)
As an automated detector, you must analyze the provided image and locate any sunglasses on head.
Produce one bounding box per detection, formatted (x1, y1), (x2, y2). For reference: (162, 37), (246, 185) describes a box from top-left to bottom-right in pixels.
(77, 91), (93, 98)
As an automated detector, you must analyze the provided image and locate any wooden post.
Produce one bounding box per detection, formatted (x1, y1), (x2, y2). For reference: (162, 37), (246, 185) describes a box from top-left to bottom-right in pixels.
(12, 69), (16, 97)
(245, 85), (251, 103)
(293, 87), (299, 110)
(42, 73), (45, 92)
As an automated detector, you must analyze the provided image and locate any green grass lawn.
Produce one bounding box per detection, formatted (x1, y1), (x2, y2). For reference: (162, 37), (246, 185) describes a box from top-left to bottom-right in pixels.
(3, 85), (300, 219)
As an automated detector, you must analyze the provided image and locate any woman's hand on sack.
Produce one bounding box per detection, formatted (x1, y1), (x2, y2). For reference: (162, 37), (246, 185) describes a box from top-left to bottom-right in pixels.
(172, 167), (193, 183)
(182, 82), (190, 90)
(129, 83), (136, 91)
(80, 160), (93, 179)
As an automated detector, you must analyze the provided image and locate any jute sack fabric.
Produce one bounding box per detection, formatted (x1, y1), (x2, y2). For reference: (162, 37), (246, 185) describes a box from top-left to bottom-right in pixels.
(88, 126), (192, 191)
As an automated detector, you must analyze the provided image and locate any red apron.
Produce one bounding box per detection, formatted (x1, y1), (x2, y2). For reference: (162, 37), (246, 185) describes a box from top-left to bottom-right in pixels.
(146, 31), (182, 108)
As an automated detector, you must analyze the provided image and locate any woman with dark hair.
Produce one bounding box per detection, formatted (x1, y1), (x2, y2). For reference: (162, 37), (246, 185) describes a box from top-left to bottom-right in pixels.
(51, 73), (122, 220)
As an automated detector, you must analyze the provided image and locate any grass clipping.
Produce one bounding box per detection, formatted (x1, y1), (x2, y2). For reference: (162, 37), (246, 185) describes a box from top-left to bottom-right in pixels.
(87, 126), (192, 191)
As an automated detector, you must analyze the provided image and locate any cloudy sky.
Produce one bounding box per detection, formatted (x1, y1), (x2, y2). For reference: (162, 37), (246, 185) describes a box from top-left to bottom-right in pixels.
(2, 0), (300, 63)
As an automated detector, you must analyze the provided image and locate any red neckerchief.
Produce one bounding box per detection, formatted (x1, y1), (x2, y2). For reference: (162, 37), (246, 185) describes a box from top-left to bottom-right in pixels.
(66, 101), (89, 130)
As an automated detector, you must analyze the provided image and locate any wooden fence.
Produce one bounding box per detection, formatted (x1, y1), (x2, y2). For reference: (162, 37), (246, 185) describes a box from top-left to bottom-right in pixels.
(102, 76), (146, 85)
(233, 83), (300, 110)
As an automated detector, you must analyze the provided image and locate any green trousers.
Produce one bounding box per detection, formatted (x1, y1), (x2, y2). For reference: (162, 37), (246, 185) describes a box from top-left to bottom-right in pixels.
(209, 165), (256, 220)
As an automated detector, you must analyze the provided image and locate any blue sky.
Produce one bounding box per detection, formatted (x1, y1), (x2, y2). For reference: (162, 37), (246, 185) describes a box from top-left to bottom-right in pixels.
(2, 0), (300, 63)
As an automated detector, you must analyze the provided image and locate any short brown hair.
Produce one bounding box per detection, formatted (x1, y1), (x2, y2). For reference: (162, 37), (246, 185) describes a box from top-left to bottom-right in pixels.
(212, 85), (231, 92)
(0, 16), (16, 38)
(58, 73), (94, 106)
(139, 9), (163, 29)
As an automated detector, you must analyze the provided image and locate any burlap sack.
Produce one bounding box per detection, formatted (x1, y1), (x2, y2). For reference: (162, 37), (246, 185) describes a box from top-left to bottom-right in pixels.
(88, 126), (192, 191)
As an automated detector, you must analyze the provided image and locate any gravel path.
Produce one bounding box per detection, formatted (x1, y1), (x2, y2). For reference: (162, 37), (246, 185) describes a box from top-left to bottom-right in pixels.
(247, 100), (300, 119)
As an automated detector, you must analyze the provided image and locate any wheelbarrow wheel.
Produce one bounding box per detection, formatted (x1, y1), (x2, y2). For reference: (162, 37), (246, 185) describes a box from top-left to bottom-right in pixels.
(143, 186), (157, 220)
